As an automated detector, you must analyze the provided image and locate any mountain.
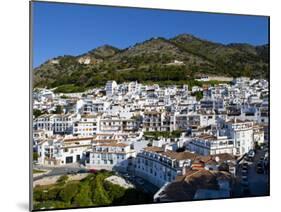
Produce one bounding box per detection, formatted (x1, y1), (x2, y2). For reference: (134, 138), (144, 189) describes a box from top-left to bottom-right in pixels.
(34, 34), (269, 90)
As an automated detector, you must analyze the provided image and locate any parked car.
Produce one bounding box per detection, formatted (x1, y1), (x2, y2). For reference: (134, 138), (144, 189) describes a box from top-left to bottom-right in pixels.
(256, 162), (264, 174)
(78, 169), (88, 174)
(247, 150), (255, 159)
(242, 169), (248, 175)
(136, 178), (144, 185)
(264, 151), (269, 159)
(242, 163), (249, 169)
(89, 169), (97, 174)
(256, 167), (264, 174)
(67, 170), (77, 174)
(241, 175), (248, 181)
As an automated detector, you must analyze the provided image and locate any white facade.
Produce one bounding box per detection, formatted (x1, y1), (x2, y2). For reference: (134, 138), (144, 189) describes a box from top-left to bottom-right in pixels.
(188, 135), (234, 156)
(105, 80), (118, 96)
(73, 115), (100, 136)
(37, 137), (92, 166)
(87, 142), (136, 172)
(225, 119), (254, 155)
(34, 114), (80, 134)
(135, 147), (197, 187)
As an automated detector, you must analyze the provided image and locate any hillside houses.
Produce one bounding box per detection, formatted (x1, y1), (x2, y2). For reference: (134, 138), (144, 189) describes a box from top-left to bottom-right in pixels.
(33, 77), (269, 193)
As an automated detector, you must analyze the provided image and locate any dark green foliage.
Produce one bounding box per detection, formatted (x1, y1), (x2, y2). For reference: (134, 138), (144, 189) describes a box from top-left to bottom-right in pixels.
(33, 187), (61, 202)
(33, 172), (153, 209)
(103, 181), (126, 201)
(56, 175), (69, 184)
(45, 187), (61, 200)
(52, 105), (64, 114)
(59, 182), (79, 203)
(54, 84), (86, 93)
(33, 109), (43, 118)
(73, 182), (93, 207)
(192, 91), (204, 101)
(171, 130), (182, 138)
(90, 173), (111, 206)
(144, 130), (182, 139)
(33, 152), (39, 161)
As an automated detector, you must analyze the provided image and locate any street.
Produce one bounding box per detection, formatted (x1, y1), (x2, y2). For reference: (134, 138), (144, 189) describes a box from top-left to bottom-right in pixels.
(33, 163), (87, 181)
(236, 149), (269, 197)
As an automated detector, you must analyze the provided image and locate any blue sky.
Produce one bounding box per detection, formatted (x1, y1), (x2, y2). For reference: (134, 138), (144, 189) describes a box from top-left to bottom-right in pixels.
(32, 2), (269, 67)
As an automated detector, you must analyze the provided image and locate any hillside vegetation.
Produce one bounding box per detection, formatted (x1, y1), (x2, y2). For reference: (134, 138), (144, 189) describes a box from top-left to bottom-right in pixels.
(34, 34), (269, 91)
(33, 172), (152, 210)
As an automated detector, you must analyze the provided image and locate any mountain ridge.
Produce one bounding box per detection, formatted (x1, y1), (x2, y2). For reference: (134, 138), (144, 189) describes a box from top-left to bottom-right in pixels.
(34, 33), (269, 89)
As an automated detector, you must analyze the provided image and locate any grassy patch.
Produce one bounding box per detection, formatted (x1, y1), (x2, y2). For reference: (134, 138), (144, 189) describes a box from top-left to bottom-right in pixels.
(144, 130), (182, 139)
(54, 84), (86, 93)
(33, 169), (46, 174)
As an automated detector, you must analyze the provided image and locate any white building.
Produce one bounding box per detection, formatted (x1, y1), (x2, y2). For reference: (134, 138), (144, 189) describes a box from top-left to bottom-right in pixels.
(73, 115), (100, 136)
(225, 119), (254, 155)
(135, 147), (197, 187)
(188, 134), (234, 156)
(37, 137), (93, 166)
(34, 114), (80, 134)
(105, 80), (118, 96)
(86, 141), (136, 172)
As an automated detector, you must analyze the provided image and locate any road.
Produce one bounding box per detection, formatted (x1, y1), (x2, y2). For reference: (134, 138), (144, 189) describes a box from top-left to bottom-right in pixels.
(247, 150), (269, 196)
(33, 163), (88, 181)
(236, 149), (269, 197)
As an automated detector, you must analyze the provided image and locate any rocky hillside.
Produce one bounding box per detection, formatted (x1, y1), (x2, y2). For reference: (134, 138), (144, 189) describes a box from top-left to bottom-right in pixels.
(34, 34), (269, 90)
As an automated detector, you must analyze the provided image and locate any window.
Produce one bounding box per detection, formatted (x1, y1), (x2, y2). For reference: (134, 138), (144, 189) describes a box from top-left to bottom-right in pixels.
(65, 156), (73, 164)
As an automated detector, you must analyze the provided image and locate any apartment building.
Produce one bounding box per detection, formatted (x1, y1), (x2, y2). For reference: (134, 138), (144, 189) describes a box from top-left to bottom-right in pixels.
(37, 137), (93, 166)
(225, 119), (254, 155)
(105, 80), (118, 96)
(34, 114), (80, 134)
(135, 146), (198, 187)
(86, 141), (136, 172)
(73, 115), (100, 136)
(188, 134), (234, 156)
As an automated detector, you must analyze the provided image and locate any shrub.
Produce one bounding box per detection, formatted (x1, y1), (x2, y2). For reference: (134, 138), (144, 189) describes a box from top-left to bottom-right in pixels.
(59, 183), (79, 203)
(33, 152), (39, 161)
(73, 182), (93, 207)
(91, 174), (111, 205)
(103, 181), (126, 201)
(56, 175), (69, 184)
(54, 84), (86, 93)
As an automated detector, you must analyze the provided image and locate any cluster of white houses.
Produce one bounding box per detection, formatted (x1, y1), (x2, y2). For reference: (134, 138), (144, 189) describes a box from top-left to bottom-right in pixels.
(33, 77), (269, 189)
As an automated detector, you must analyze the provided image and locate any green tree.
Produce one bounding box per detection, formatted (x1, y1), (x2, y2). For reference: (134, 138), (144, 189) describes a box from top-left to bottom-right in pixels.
(59, 183), (79, 203)
(33, 109), (43, 118)
(103, 181), (126, 202)
(73, 182), (93, 207)
(91, 174), (111, 205)
(56, 175), (69, 185)
(33, 152), (39, 161)
(53, 105), (63, 114)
